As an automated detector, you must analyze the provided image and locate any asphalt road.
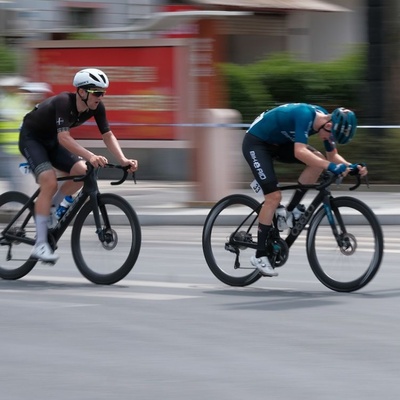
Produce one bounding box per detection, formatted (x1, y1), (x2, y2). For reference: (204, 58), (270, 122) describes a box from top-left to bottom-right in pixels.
(1, 225), (400, 400)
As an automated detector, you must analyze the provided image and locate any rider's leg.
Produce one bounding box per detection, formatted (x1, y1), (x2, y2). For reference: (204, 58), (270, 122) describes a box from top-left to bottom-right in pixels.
(242, 133), (279, 276)
(35, 168), (58, 224)
(253, 189), (281, 276)
(259, 189), (282, 227)
(31, 166), (59, 262)
(51, 160), (86, 206)
(257, 190), (281, 257)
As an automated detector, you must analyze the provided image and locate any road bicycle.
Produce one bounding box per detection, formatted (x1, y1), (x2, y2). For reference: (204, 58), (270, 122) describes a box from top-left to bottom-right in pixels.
(0, 162), (141, 285)
(202, 167), (384, 292)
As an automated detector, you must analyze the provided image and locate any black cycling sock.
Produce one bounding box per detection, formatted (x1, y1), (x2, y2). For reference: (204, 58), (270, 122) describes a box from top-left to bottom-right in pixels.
(256, 223), (272, 258)
(287, 185), (308, 212)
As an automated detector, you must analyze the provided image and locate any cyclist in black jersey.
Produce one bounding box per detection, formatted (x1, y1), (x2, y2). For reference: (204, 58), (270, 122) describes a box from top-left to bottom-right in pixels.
(242, 103), (367, 277)
(19, 68), (138, 263)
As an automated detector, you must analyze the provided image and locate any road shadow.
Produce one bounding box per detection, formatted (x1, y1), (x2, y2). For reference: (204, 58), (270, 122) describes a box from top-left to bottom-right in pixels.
(0, 278), (131, 291)
(202, 285), (400, 311)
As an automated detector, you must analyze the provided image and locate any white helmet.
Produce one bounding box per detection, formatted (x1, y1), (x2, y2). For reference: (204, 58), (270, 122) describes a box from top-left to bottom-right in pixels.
(73, 68), (109, 89)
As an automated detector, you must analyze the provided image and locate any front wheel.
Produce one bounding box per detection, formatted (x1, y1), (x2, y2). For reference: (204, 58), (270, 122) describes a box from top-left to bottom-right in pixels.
(202, 194), (263, 287)
(71, 193), (141, 285)
(0, 191), (37, 280)
(306, 196), (384, 292)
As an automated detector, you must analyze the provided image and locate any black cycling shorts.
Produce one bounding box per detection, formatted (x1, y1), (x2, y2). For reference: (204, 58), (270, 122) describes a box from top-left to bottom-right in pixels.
(242, 133), (318, 195)
(19, 126), (81, 179)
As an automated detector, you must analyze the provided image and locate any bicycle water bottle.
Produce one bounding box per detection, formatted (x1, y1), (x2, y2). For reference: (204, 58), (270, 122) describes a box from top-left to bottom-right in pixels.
(292, 204), (306, 222)
(275, 204), (288, 231)
(55, 195), (74, 220)
(287, 204), (306, 228)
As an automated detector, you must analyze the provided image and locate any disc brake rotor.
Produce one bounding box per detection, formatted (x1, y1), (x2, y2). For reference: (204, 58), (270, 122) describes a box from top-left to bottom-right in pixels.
(340, 233), (357, 255)
(102, 229), (118, 250)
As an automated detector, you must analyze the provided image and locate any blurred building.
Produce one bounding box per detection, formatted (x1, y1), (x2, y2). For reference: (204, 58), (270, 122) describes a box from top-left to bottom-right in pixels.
(0, 0), (372, 186)
(0, 0), (365, 64)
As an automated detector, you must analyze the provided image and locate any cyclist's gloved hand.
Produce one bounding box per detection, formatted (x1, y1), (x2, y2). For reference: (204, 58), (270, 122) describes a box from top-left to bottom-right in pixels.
(328, 162), (347, 176)
(348, 162), (367, 176)
(348, 163), (368, 176)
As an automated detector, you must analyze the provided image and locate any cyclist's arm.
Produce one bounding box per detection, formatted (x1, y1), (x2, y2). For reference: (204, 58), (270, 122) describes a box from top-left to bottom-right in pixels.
(294, 142), (331, 169)
(102, 131), (138, 172)
(325, 147), (350, 165)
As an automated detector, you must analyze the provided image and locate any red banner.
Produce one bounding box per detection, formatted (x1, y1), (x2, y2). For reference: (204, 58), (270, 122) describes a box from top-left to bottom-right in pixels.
(33, 45), (178, 140)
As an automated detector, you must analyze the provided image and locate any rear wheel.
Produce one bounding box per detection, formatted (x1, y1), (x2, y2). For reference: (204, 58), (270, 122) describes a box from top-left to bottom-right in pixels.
(0, 191), (37, 280)
(202, 194), (263, 287)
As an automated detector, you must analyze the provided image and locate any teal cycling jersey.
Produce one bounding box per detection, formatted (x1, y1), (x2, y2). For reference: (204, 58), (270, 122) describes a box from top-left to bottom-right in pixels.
(247, 103), (336, 151)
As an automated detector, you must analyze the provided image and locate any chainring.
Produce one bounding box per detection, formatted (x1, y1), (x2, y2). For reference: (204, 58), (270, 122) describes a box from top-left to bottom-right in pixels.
(267, 238), (289, 267)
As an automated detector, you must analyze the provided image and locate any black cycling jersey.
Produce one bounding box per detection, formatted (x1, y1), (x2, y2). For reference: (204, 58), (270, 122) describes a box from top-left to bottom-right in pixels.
(22, 92), (110, 145)
(19, 92), (110, 176)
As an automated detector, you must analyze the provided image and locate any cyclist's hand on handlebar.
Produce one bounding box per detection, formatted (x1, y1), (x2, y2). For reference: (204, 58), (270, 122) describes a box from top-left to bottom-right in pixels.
(328, 162), (348, 176)
(89, 154), (108, 168)
(121, 158), (139, 173)
(349, 162), (368, 177)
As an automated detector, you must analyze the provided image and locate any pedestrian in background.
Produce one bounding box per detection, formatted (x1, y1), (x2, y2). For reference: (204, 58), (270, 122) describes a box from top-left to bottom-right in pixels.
(0, 76), (29, 193)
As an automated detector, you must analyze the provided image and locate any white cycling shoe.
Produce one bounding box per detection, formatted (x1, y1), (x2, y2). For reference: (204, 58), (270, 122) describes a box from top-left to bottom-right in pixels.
(31, 243), (59, 263)
(251, 256), (278, 277)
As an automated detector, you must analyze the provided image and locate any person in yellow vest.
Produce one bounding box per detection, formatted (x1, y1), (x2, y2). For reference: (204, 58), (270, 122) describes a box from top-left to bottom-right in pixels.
(0, 76), (29, 193)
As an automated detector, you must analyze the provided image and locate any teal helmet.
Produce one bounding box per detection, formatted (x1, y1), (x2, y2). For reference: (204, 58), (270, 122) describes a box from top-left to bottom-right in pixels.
(331, 107), (357, 144)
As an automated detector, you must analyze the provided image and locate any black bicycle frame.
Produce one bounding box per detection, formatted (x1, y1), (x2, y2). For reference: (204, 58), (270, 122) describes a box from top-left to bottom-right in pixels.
(2, 170), (103, 246)
(284, 187), (329, 247)
(229, 181), (337, 251)
(50, 169), (106, 242)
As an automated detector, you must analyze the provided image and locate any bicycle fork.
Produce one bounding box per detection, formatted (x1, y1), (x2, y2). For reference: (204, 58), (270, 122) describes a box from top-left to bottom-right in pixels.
(89, 193), (107, 241)
(323, 196), (350, 249)
(89, 193), (115, 247)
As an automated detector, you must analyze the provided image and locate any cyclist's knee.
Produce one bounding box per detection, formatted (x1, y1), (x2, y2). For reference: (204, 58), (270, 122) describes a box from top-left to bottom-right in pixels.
(33, 161), (53, 181)
(38, 169), (58, 192)
(264, 189), (282, 207)
(70, 160), (87, 175)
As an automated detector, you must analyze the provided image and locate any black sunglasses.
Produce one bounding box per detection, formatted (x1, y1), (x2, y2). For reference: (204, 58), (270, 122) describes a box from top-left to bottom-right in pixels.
(86, 89), (106, 97)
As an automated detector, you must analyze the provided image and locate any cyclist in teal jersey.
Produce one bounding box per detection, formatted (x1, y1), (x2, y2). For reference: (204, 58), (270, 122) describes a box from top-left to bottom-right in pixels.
(242, 103), (367, 277)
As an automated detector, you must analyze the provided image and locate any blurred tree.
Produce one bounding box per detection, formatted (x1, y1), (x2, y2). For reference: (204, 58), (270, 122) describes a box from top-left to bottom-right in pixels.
(219, 49), (365, 124)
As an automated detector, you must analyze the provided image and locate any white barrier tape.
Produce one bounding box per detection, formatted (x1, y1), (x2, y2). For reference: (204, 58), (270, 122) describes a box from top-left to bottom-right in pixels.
(3, 124), (400, 133)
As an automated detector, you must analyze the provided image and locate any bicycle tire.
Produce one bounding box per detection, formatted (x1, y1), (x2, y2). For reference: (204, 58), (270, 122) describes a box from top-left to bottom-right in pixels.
(307, 196), (384, 292)
(0, 191), (37, 279)
(202, 194), (263, 287)
(71, 193), (141, 285)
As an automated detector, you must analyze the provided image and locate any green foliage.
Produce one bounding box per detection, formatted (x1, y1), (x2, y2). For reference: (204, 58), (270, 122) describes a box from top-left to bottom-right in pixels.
(218, 63), (272, 122)
(0, 42), (17, 74)
(219, 48), (366, 123)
